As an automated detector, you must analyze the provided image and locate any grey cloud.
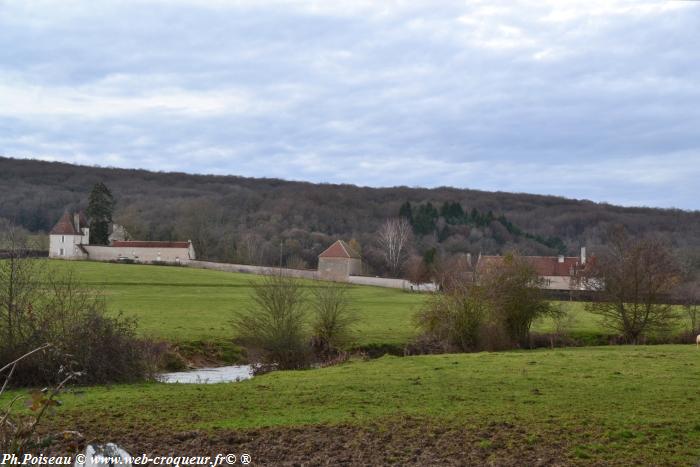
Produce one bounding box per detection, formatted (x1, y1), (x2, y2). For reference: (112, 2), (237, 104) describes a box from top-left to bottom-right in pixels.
(0, 0), (698, 209)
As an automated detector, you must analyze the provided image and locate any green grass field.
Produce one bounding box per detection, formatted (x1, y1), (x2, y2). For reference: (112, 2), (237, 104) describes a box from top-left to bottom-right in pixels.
(19, 345), (700, 464)
(4, 261), (697, 463)
(48, 260), (614, 349)
(49, 260), (425, 346)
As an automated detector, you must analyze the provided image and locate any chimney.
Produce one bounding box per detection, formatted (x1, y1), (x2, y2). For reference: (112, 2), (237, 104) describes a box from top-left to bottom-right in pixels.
(580, 246), (586, 265)
(558, 255), (565, 263)
(73, 213), (80, 232)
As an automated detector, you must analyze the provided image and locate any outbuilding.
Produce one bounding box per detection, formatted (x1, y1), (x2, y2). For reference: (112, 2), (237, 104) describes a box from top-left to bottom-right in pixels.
(317, 240), (362, 281)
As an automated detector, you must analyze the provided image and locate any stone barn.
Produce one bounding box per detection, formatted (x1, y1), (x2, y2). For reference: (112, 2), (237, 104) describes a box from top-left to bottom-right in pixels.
(317, 240), (362, 281)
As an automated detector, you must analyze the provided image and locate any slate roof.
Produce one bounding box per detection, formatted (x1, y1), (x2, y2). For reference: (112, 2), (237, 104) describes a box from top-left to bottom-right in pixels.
(318, 240), (360, 259)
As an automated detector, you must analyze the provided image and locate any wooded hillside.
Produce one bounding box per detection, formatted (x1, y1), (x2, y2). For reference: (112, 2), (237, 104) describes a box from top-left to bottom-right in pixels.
(1, 156), (698, 275)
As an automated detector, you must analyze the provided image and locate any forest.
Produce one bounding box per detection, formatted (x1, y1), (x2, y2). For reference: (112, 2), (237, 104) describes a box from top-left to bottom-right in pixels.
(1, 156), (699, 275)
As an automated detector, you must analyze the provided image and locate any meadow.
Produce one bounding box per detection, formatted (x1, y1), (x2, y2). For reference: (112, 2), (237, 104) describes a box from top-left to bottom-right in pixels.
(3, 261), (698, 464)
(26, 345), (700, 465)
(49, 260), (611, 349)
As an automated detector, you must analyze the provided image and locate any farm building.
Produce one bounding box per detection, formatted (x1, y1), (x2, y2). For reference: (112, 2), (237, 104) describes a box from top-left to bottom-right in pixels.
(48, 211), (196, 264)
(476, 247), (590, 291)
(317, 240), (362, 280)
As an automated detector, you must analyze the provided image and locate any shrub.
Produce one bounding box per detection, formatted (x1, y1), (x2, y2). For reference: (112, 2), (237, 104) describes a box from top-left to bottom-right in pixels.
(233, 274), (310, 370)
(414, 285), (488, 352)
(481, 253), (553, 347)
(310, 284), (357, 356)
(0, 228), (156, 386)
(414, 252), (555, 352)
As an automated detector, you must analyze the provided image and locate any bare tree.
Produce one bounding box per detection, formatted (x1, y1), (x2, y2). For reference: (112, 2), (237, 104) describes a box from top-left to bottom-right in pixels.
(377, 218), (412, 277)
(433, 253), (474, 292)
(238, 232), (268, 266)
(584, 227), (681, 343)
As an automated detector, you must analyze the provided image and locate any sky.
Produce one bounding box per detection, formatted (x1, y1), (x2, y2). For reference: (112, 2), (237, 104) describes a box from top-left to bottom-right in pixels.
(1, 0), (699, 210)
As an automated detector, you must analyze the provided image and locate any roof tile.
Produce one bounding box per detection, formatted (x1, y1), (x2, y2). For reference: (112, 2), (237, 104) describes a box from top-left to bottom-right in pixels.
(318, 240), (360, 259)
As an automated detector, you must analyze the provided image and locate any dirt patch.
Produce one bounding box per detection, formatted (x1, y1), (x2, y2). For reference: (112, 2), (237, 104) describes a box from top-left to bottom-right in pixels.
(38, 419), (602, 466)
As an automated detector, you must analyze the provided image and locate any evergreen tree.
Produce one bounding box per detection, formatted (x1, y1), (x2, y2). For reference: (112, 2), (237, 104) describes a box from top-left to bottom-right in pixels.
(398, 201), (413, 224)
(447, 202), (464, 223)
(87, 182), (115, 245)
(469, 208), (479, 224)
(439, 201), (450, 219)
(413, 202), (439, 235)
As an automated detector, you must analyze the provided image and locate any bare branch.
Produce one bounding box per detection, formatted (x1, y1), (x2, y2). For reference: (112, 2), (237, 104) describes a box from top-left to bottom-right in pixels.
(377, 218), (412, 277)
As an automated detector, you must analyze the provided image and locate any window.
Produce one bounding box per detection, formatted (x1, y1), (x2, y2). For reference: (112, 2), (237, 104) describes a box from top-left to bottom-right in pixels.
(59, 248), (64, 256)
(61, 235), (65, 243)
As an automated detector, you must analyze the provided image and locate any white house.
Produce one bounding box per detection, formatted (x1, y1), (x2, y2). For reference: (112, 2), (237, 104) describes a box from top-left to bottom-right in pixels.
(49, 212), (90, 259)
(48, 211), (195, 264)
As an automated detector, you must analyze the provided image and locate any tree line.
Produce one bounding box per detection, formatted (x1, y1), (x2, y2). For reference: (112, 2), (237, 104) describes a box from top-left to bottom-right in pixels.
(1, 156), (699, 277)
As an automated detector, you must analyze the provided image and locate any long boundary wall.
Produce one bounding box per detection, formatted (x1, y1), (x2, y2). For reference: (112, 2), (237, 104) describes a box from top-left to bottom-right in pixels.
(188, 260), (318, 280)
(187, 260), (437, 291)
(347, 275), (437, 291)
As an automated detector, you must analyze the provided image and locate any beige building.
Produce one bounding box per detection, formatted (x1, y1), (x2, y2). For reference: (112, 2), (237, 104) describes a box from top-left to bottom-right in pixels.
(317, 240), (362, 280)
(48, 211), (195, 264)
(49, 212), (90, 259)
(83, 241), (196, 264)
(475, 247), (590, 291)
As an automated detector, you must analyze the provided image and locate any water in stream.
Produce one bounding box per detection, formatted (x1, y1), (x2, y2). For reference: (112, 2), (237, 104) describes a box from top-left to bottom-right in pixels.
(159, 365), (254, 384)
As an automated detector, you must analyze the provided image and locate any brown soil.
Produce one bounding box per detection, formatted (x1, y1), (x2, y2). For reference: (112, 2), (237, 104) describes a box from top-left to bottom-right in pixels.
(38, 419), (611, 467)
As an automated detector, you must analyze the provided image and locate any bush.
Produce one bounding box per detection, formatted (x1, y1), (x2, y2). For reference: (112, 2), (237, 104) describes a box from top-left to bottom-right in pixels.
(233, 274), (310, 370)
(414, 285), (488, 352)
(0, 230), (156, 386)
(480, 253), (552, 347)
(414, 252), (555, 353)
(310, 284), (357, 356)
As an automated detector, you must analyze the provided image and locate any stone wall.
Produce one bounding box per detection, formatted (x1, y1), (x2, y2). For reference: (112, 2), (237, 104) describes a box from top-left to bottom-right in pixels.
(317, 257), (362, 280)
(189, 260), (318, 279)
(347, 275), (438, 291)
(542, 275), (580, 291)
(83, 245), (193, 264)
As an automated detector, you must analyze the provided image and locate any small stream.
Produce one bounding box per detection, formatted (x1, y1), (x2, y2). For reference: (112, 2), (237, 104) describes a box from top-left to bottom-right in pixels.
(159, 365), (254, 384)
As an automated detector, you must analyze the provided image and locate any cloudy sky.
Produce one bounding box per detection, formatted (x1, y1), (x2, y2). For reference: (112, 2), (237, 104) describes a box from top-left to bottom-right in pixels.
(1, 0), (699, 209)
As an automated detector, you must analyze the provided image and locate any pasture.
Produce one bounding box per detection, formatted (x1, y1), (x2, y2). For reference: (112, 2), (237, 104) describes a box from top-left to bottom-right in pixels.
(25, 345), (700, 465)
(48, 260), (612, 349)
(3, 261), (698, 464)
